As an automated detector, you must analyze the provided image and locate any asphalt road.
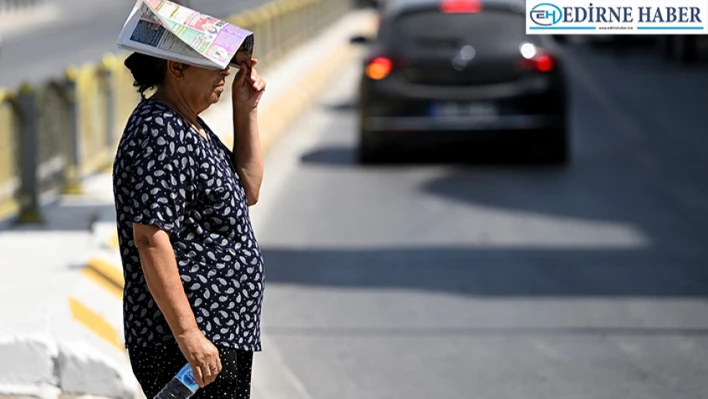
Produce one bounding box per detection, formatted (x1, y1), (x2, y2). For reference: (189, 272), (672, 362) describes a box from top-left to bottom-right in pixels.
(249, 44), (708, 399)
(0, 0), (268, 88)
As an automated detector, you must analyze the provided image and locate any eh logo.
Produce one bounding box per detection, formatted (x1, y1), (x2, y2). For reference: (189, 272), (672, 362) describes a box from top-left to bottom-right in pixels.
(530, 3), (563, 26)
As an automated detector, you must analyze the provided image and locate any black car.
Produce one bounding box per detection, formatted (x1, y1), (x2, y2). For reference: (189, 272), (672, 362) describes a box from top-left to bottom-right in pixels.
(351, 0), (569, 164)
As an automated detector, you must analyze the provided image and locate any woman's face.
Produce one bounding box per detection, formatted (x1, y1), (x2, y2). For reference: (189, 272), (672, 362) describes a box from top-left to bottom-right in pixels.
(172, 62), (231, 110)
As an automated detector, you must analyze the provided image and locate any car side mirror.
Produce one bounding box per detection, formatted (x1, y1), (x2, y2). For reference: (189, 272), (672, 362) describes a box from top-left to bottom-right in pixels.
(350, 35), (373, 45)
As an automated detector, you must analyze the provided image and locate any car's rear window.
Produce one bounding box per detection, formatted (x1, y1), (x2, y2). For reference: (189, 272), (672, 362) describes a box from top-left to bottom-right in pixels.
(393, 10), (531, 48)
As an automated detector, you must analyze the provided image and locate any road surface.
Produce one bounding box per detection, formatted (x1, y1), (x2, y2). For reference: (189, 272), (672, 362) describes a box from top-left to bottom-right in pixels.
(248, 43), (708, 399)
(0, 0), (270, 88)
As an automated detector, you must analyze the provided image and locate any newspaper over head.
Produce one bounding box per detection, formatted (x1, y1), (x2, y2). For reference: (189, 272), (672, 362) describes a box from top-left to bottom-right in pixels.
(117, 0), (254, 70)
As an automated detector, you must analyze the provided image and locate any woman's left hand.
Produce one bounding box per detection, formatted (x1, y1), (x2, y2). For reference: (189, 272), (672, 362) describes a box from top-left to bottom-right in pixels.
(233, 58), (266, 111)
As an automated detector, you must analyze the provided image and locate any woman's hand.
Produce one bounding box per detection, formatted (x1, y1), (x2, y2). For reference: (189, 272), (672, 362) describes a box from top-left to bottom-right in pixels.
(175, 328), (222, 387)
(232, 58), (266, 111)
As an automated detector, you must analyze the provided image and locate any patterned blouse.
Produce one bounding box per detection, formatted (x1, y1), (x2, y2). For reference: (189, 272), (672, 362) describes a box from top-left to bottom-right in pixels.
(112, 99), (265, 352)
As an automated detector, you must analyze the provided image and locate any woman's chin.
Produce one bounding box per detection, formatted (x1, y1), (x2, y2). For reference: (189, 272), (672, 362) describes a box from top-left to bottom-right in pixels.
(210, 89), (224, 103)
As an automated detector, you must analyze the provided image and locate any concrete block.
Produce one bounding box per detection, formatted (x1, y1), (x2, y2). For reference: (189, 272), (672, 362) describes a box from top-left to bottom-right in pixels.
(59, 395), (117, 399)
(57, 342), (135, 399)
(0, 335), (58, 386)
(0, 383), (61, 399)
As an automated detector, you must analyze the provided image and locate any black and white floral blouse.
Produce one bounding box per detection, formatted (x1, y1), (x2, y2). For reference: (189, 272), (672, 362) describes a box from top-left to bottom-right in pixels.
(112, 99), (265, 352)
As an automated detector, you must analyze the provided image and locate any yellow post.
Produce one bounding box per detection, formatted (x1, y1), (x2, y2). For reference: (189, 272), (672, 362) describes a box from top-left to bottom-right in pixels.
(62, 65), (84, 195)
(15, 82), (43, 224)
(0, 90), (21, 221)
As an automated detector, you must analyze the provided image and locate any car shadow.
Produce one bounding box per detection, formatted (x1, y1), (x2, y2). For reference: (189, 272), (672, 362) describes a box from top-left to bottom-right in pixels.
(321, 100), (357, 113)
(261, 244), (708, 299)
(299, 143), (568, 168)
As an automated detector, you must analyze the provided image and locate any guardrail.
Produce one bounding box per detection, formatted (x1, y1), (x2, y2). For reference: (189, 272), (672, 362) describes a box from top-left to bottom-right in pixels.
(0, 0), (354, 223)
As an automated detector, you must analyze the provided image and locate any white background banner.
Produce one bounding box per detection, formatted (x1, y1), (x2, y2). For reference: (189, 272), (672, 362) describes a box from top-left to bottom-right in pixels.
(526, 0), (708, 34)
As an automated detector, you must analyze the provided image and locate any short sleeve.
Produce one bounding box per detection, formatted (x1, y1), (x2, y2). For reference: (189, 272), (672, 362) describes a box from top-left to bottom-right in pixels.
(129, 119), (196, 233)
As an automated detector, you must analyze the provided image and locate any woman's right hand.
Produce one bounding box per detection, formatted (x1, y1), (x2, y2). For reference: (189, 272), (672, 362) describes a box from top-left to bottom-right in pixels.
(175, 328), (222, 387)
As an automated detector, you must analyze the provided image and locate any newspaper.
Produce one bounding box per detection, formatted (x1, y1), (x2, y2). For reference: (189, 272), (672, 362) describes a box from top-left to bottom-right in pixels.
(117, 0), (254, 70)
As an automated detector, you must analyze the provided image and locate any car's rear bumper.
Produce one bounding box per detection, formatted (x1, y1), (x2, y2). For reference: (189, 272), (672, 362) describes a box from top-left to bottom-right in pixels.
(358, 73), (568, 149)
(363, 114), (557, 132)
(360, 115), (566, 151)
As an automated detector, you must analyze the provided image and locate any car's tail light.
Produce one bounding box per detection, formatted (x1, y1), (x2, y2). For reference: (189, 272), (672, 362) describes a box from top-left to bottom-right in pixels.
(366, 56), (394, 80)
(440, 0), (483, 13)
(523, 53), (555, 72)
(519, 42), (555, 72)
(531, 54), (554, 72)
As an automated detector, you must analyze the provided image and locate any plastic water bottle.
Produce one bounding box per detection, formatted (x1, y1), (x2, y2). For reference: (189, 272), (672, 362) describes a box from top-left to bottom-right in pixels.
(154, 363), (200, 399)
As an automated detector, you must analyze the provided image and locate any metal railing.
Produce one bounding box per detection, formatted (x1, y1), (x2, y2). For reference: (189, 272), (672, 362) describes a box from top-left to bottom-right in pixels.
(0, 0), (354, 223)
(0, 0), (42, 13)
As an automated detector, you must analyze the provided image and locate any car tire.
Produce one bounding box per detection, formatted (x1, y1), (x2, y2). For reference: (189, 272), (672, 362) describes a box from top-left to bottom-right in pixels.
(546, 129), (569, 165)
(357, 131), (385, 165)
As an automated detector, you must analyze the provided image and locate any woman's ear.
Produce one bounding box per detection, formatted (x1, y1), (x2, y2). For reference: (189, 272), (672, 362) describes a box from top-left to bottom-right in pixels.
(166, 60), (189, 80)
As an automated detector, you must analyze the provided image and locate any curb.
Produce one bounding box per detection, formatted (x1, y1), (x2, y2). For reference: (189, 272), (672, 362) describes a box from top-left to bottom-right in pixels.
(68, 253), (127, 342)
(80, 257), (124, 300)
(60, 248), (134, 399)
(0, 336), (136, 399)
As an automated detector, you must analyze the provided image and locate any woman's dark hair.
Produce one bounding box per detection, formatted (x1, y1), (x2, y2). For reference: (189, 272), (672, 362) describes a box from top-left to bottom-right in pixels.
(124, 52), (167, 99)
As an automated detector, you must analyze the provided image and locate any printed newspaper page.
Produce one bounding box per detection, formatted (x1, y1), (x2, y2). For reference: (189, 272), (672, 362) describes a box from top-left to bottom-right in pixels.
(141, 0), (254, 69)
(117, 4), (216, 68)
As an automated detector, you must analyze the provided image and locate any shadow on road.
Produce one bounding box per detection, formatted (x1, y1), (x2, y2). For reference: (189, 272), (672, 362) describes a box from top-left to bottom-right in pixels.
(262, 325), (708, 338)
(261, 245), (708, 298)
(277, 147), (708, 300)
(300, 146), (356, 166)
(299, 144), (571, 167)
(321, 100), (357, 113)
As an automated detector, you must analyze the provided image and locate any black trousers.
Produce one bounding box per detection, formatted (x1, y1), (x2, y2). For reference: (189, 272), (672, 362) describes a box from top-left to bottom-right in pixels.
(128, 342), (254, 399)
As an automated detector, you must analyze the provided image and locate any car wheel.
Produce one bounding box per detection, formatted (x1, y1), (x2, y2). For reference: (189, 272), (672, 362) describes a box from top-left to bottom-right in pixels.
(357, 130), (385, 165)
(546, 129), (569, 165)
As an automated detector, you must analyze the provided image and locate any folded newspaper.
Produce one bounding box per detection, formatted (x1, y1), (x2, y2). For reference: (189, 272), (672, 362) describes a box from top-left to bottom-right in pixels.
(117, 0), (254, 70)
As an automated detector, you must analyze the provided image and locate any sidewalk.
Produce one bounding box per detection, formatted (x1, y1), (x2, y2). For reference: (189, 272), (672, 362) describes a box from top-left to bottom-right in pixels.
(0, 8), (376, 399)
(0, 174), (135, 399)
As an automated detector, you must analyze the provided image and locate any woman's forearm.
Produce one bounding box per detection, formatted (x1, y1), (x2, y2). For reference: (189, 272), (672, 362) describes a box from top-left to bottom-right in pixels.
(134, 225), (198, 338)
(232, 107), (263, 206)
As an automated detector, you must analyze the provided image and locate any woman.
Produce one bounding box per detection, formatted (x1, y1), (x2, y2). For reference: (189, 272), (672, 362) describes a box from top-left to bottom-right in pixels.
(112, 50), (266, 399)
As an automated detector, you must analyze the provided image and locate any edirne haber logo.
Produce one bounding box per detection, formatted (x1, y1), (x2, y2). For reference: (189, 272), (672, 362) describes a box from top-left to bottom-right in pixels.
(526, 0), (708, 34)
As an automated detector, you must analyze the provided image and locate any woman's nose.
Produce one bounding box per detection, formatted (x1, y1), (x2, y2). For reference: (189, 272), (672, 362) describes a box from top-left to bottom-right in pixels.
(222, 66), (231, 77)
